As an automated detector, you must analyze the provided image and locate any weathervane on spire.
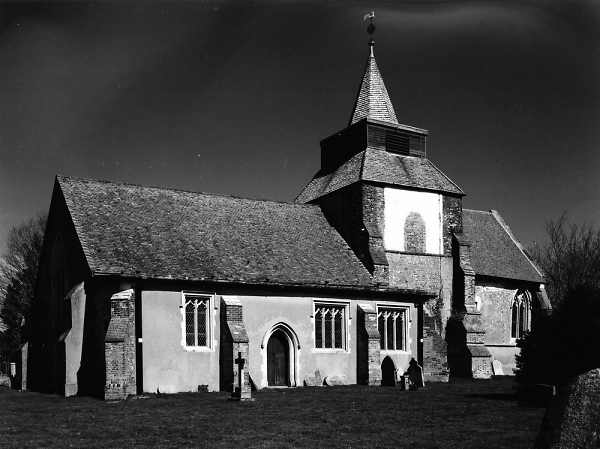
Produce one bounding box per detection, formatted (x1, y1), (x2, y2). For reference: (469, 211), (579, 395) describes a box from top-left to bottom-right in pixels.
(364, 12), (375, 54)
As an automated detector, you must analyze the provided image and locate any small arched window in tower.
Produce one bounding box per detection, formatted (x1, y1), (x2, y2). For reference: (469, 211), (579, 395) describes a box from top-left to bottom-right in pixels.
(511, 290), (531, 340)
(404, 212), (426, 253)
(51, 233), (69, 327)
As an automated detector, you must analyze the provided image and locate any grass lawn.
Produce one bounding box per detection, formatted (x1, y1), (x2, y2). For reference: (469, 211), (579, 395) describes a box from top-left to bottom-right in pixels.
(0, 377), (544, 448)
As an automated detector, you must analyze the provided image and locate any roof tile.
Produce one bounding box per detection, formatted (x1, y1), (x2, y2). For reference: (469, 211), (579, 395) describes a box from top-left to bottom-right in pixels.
(296, 150), (463, 203)
(350, 53), (398, 126)
(462, 209), (544, 283)
(58, 176), (375, 289)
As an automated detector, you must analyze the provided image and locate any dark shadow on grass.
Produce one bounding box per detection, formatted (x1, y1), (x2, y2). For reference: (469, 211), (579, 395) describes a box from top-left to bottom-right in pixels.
(465, 393), (518, 401)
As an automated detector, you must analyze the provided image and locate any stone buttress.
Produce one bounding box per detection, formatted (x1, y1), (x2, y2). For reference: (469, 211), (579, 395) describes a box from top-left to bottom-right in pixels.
(220, 297), (251, 400)
(448, 234), (492, 378)
(104, 289), (137, 400)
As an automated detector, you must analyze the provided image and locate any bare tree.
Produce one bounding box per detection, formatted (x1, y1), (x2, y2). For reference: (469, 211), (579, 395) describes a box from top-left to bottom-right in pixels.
(531, 214), (600, 307)
(517, 214), (600, 386)
(0, 212), (47, 350)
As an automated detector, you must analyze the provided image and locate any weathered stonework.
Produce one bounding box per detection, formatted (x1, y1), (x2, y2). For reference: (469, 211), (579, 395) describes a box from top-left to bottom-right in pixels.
(442, 196), (463, 256)
(357, 304), (381, 386)
(220, 297), (251, 400)
(104, 289), (136, 400)
(422, 299), (449, 382)
(362, 184), (389, 285)
(387, 253), (453, 382)
(404, 212), (426, 253)
(448, 234), (492, 379)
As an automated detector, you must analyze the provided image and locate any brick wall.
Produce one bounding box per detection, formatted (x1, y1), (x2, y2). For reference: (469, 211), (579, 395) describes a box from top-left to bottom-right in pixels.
(357, 304), (381, 386)
(104, 289), (136, 400)
(220, 297), (250, 398)
(422, 299), (449, 382)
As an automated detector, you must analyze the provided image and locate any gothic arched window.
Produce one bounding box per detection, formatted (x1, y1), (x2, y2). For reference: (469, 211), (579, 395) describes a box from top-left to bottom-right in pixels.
(404, 212), (426, 253)
(511, 290), (531, 340)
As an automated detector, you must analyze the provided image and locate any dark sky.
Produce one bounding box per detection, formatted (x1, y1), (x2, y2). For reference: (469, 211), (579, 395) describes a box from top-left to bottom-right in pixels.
(1, 0), (599, 255)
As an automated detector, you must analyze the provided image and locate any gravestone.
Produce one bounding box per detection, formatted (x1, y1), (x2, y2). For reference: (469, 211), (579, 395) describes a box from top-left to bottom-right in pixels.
(492, 360), (504, 376)
(408, 358), (424, 388)
(304, 370), (323, 387)
(229, 352), (254, 402)
(534, 368), (600, 448)
(324, 374), (347, 386)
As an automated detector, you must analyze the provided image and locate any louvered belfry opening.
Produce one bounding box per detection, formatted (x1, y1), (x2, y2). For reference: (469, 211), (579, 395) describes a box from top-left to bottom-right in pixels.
(319, 119), (427, 172)
(366, 121), (426, 158)
(319, 40), (428, 172)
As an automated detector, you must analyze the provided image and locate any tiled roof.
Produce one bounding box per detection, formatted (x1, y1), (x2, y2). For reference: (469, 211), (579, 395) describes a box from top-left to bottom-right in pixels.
(462, 209), (545, 283)
(349, 50), (398, 126)
(296, 150), (464, 203)
(57, 176), (377, 289)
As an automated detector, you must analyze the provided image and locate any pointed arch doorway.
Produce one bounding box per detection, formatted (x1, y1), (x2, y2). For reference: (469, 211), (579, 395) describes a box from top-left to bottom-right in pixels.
(262, 323), (299, 388)
(381, 356), (396, 386)
(267, 330), (289, 386)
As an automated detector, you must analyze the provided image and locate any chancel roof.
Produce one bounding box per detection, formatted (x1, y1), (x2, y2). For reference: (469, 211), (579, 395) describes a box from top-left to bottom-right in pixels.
(57, 176), (381, 289)
(349, 46), (398, 126)
(296, 149), (464, 203)
(462, 209), (545, 284)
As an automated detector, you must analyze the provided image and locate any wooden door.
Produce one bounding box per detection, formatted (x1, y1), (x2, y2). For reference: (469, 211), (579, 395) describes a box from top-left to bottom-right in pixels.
(267, 331), (288, 386)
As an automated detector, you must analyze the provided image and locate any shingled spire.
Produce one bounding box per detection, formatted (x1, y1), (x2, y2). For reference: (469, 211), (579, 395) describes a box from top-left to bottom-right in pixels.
(349, 40), (399, 127)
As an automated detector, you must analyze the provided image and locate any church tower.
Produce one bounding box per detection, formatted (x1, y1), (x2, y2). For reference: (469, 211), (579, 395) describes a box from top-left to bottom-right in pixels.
(297, 31), (492, 380)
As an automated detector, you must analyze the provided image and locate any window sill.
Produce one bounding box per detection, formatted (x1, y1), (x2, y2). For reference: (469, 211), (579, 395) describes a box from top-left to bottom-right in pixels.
(183, 346), (214, 353)
(311, 348), (348, 354)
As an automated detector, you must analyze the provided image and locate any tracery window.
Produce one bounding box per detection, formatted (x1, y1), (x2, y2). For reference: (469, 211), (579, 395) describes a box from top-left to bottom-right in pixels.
(511, 290), (531, 340)
(314, 303), (346, 349)
(183, 293), (211, 349)
(378, 307), (407, 351)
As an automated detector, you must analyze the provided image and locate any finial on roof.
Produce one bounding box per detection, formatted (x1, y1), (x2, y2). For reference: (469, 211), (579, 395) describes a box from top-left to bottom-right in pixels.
(349, 12), (399, 127)
(364, 12), (375, 56)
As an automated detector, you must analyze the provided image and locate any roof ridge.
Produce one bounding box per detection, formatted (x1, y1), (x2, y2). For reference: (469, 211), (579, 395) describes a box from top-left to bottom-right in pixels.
(463, 208), (491, 214)
(57, 175), (317, 208)
(55, 177), (96, 273)
(423, 159), (465, 196)
(490, 210), (546, 282)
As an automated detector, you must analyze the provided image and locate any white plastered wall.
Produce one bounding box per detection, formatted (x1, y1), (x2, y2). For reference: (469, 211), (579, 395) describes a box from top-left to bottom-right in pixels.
(383, 188), (443, 254)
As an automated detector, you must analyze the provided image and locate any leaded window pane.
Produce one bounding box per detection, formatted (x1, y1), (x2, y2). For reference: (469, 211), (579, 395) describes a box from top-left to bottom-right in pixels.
(314, 304), (346, 349)
(395, 315), (403, 350)
(511, 303), (518, 339)
(519, 303), (525, 337)
(324, 311), (333, 348)
(185, 302), (195, 346)
(334, 310), (343, 348)
(378, 313), (385, 350)
(379, 308), (406, 351)
(315, 310), (323, 348)
(197, 302), (207, 346)
(387, 315), (394, 350)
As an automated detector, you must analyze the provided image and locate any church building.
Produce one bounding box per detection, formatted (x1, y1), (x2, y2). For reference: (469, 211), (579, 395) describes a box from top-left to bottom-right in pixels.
(20, 37), (549, 400)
